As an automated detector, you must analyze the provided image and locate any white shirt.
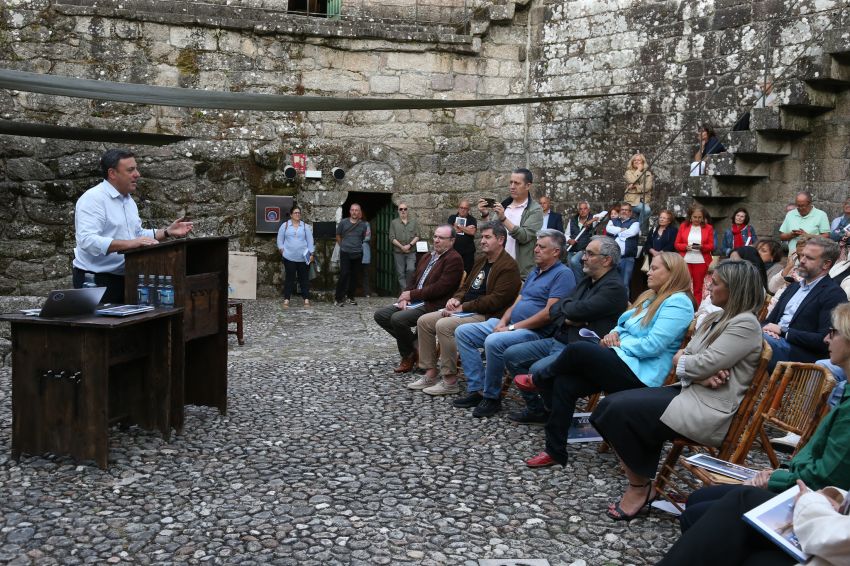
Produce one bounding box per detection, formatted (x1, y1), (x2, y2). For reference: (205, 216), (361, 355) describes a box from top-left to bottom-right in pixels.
(504, 199), (526, 259)
(73, 180), (155, 275)
(684, 225), (704, 264)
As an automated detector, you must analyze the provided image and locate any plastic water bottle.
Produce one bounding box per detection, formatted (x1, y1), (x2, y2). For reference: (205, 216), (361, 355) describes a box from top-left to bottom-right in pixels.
(137, 274), (150, 305)
(154, 275), (164, 306)
(161, 276), (175, 308)
(83, 273), (97, 288)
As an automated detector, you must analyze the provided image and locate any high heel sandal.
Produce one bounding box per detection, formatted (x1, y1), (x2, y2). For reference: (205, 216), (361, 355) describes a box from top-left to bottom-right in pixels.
(607, 481), (656, 522)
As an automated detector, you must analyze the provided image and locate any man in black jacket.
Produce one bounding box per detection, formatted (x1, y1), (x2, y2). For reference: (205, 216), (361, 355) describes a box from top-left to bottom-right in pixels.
(763, 237), (848, 373)
(503, 236), (628, 424)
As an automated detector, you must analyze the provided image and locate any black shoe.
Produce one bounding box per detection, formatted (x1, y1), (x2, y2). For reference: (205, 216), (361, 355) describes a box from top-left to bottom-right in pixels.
(335, 301), (345, 307)
(348, 298), (357, 305)
(472, 397), (501, 418)
(453, 392), (483, 408)
(507, 410), (550, 426)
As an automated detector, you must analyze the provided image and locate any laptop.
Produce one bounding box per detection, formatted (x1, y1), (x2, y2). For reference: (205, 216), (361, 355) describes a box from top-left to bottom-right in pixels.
(21, 287), (106, 318)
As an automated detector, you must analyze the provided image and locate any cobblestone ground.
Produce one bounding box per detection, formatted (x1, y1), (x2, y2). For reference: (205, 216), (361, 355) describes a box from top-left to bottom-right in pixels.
(0, 298), (684, 565)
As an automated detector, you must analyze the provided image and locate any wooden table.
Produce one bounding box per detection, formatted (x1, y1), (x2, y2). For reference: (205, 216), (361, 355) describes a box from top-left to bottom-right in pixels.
(1, 308), (184, 468)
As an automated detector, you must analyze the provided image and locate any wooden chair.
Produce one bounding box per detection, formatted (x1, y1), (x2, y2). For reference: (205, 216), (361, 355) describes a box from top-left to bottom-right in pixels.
(756, 294), (772, 322)
(756, 362), (836, 467)
(227, 300), (245, 345)
(654, 340), (774, 511)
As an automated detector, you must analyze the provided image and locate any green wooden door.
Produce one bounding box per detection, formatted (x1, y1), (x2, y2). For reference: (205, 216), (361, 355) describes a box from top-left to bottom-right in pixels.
(374, 202), (397, 296)
(327, 0), (341, 18)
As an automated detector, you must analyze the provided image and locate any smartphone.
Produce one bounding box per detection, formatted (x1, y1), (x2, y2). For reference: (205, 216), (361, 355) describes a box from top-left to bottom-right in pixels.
(483, 198), (496, 207)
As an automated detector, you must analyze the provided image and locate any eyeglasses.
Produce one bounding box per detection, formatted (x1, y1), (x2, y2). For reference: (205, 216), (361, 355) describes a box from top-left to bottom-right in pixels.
(398, 208), (408, 211)
(291, 211), (301, 214)
(433, 235), (452, 240)
(828, 327), (839, 339)
(583, 250), (609, 258)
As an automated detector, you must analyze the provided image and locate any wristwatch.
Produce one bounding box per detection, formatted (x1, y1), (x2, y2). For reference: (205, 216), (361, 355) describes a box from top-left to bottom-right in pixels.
(508, 324), (515, 331)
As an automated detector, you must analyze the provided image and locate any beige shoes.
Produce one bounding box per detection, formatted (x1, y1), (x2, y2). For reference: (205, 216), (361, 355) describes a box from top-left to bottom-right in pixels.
(423, 379), (460, 396)
(407, 374), (439, 390)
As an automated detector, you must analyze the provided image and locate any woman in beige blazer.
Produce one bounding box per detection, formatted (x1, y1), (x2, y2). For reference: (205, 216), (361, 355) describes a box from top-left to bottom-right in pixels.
(590, 260), (766, 521)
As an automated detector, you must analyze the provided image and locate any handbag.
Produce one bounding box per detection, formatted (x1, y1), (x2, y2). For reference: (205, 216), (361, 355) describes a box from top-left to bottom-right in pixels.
(309, 261), (320, 280)
(640, 254), (651, 273)
(331, 243), (340, 264)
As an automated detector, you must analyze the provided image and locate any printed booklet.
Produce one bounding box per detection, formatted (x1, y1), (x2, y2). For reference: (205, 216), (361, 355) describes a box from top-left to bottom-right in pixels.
(684, 453), (759, 482)
(743, 485), (809, 563)
(567, 412), (603, 444)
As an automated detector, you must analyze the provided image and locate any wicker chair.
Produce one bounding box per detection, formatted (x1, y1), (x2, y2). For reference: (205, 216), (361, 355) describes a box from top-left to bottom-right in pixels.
(756, 362), (836, 468)
(654, 340), (774, 511)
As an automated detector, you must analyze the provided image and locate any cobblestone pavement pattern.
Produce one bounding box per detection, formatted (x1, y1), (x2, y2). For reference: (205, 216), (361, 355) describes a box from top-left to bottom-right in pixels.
(0, 298), (682, 565)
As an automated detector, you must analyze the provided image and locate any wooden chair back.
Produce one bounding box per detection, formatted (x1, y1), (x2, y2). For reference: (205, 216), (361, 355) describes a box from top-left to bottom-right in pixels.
(757, 362), (836, 467)
(757, 294), (772, 322)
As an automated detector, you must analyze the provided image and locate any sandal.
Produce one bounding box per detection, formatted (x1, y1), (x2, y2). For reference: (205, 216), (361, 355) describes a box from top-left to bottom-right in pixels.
(607, 482), (656, 522)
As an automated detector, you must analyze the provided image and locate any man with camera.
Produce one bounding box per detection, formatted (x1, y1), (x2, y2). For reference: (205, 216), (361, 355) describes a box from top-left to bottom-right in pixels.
(478, 168), (543, 279)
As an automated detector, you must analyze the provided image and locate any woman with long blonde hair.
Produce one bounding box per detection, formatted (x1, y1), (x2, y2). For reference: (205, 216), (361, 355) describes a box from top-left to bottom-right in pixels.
(624, 152), (654, 232)
(517, 251), (695, 469)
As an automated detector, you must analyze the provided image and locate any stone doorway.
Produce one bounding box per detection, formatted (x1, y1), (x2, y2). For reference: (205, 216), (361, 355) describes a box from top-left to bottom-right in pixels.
(341, 192), (395, 297)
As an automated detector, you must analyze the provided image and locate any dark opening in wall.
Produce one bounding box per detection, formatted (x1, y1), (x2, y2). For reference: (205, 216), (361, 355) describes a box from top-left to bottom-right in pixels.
(287, 0), (329, 16)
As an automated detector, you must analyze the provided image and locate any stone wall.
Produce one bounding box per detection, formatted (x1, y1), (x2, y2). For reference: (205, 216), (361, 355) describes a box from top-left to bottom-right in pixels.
(0, 0), (848, 298)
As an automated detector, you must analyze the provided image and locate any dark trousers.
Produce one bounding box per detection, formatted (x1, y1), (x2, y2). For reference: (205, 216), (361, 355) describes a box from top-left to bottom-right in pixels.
(283, 259), (309, 300)
(335, 251), (362, 302)
(657, 486), (792, 566)
(72, 267), (125, 304)
(535, 341), (644, 465)
(373, 304), (426, 357)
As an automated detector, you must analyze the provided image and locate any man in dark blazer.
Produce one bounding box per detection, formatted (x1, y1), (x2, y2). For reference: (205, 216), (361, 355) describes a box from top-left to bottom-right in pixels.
(763, 237), (848, 372)
(374, 224), (464, 373)
(539, 196), (564, 233)
(503, 235), (628, 424)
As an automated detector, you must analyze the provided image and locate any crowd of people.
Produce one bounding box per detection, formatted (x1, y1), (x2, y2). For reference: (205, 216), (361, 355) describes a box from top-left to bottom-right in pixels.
(361, 166), (850, 563)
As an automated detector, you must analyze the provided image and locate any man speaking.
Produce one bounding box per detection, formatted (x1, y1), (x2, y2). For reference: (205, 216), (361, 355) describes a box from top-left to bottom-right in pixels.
(73, 149), (194, 303)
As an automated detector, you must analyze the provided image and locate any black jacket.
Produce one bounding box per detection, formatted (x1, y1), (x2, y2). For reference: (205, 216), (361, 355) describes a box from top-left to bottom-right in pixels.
(549, 268), (628, 345)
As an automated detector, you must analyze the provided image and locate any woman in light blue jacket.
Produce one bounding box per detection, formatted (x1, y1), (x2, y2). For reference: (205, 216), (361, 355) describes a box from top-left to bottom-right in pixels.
(516, 251), (695, 469)
(277, 205), (314, 306)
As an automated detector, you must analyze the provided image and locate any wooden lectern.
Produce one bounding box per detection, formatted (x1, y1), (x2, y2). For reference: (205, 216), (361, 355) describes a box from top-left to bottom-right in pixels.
(123, 236), (229, 415)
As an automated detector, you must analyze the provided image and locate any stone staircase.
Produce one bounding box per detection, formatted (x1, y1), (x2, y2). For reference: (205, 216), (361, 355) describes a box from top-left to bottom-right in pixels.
(672, 27), (850, 222)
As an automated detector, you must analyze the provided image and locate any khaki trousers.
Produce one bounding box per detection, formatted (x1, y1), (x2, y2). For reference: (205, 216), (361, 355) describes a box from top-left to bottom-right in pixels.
(416, 310), (486, 375)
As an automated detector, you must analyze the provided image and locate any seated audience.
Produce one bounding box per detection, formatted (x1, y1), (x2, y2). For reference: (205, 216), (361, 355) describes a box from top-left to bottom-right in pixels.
(657, 303), (850, 566)
(453, 229), (576, 418)
(675, 203), (715, 306)
(829, 198), (850, 242)
(756, 238), (785, 283)
(539, 196), (564, 232)
(590, 260), (765, 520)
(504, 236), (628, 424)
(565, 200), (596, 281)
(374, 225), (464, 373)
(646, 209), (678, 256)
(690, 124), (725, 175)
(721, 207), (758, 257)
(515, 252), (694, 468)
(605, 202), (640, 295)
(762, 237), (847, 373)
(409, 222), (521, 395)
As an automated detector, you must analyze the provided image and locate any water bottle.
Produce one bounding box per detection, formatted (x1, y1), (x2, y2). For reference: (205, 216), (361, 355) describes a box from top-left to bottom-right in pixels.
(137, 274), (150, 305)
(161, 276), (175, 309)
(154, 275), (164, 306)
(83, 272), (97, 288)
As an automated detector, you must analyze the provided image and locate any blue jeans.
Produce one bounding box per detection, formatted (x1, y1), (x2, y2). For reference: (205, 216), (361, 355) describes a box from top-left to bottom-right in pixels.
(504, 338), (567, 414)
(455, 318), (542, 400)
(566, 251), (585, 283)
(618, 257), (635, 296)
(762, 333), (792, 374)
(632, 203), (650, 233)
(816, 358), (847, 407)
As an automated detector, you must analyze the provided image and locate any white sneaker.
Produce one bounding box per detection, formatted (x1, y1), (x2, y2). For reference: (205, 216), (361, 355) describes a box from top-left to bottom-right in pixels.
(423, 379), (461, 396)
(407, 374), (439, 390)
(770, 432), (801, 451)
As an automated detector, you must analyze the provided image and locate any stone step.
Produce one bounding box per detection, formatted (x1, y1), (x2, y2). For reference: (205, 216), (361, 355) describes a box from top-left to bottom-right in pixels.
(679, 175), (758, 201)
(774, 81), (835, 116)
(796, 54), (850, 92)
(704, 153), (770, 178)
(724, 131), (792, 161)
(822, 28), (850, 62)
(749, 107), (812, 138)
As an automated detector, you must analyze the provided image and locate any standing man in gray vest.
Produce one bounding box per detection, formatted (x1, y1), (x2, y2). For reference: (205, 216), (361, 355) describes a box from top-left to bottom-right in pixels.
(389, 202), (421, 289)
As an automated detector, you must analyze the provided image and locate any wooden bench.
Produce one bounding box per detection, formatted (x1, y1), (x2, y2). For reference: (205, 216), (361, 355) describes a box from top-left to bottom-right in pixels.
(227, 300), (245, 345)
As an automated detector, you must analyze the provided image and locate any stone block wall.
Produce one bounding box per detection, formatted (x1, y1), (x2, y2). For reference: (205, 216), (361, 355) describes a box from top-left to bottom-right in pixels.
(0, 0), (848, 298)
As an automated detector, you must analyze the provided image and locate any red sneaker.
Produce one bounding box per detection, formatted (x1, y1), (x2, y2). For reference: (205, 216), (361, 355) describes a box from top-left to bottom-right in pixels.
(525, 451), (558, 468)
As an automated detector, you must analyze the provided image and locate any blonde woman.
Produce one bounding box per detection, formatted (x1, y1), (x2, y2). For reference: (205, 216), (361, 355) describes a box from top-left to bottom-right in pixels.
(517, 252), (695, 468)
(624, 153), (654, 232)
